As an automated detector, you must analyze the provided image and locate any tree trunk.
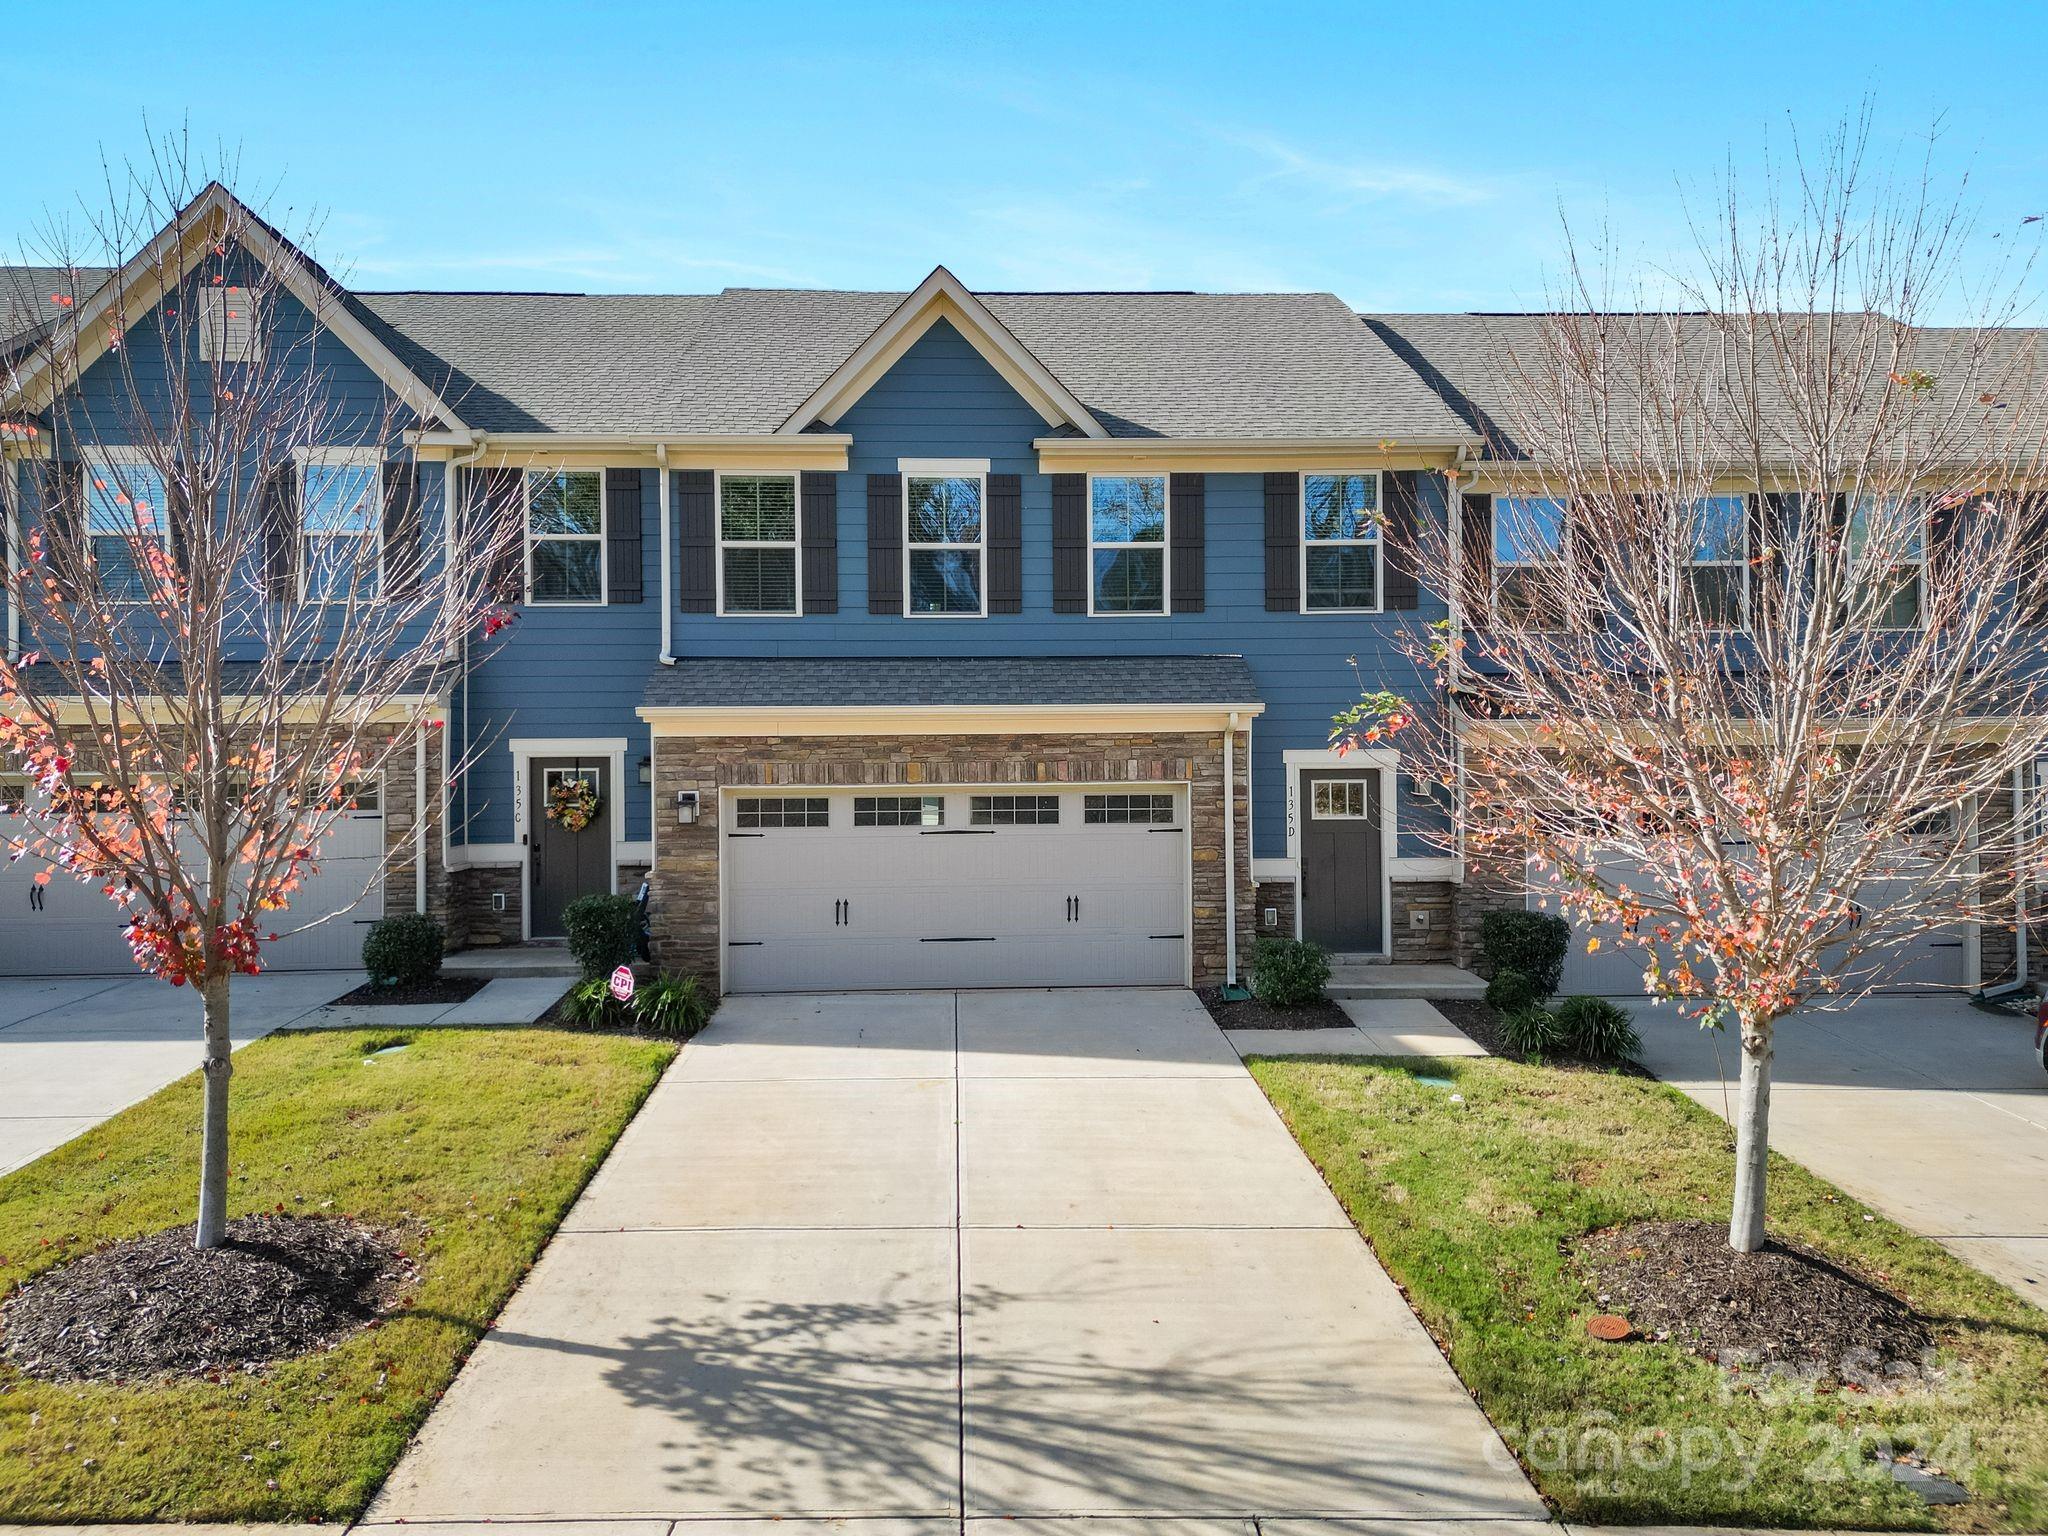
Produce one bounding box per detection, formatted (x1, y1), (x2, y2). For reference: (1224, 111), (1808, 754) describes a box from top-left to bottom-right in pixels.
(1727, 1023), (1774, 1253)
(194, 973), (234, 1250)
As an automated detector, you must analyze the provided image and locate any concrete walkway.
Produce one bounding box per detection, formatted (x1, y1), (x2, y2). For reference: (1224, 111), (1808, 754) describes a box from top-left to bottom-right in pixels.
(1629, 994), (2048, 1310)
(0, 973), (570, 1175)
(368, 988), (1544, 1524)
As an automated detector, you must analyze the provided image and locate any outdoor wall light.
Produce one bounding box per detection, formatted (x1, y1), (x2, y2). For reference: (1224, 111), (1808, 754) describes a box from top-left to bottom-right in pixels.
(637, 755), (652, 786)
(674, 789), (700, 825)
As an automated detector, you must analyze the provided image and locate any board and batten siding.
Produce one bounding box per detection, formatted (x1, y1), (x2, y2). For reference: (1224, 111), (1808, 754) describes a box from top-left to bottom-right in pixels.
(667, 317), (1451, 862)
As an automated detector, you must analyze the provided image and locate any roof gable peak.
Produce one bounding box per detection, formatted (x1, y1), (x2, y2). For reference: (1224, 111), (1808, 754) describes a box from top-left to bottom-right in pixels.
(778, 265), (1108, 439)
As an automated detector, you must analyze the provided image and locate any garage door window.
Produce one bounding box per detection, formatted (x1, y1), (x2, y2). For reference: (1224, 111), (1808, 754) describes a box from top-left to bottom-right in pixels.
(853, 795), (944, 827)
(1084, 793), (1175, 825)
(1312, 781), (1368, 819)
(971, 794), (1060, 826)
(735, 796), (829, 829)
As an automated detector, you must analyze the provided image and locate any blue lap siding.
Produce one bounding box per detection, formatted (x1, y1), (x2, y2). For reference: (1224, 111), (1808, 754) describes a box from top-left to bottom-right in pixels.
(663, 317), (1449, 862)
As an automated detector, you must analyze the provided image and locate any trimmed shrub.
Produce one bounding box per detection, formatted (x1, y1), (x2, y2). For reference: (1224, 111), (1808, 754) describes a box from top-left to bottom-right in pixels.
(1249, 936), (1332, 1007)
(563, 894), (640, 980)
(1483, 966), (1541, 1015)
(1500, 1005), (1563, 1059)
(634, 973), (713, 1038)
(1478, 910), (1570, 997)
(1554, 994), (1643, 1062)
(361, 913), (444, 989)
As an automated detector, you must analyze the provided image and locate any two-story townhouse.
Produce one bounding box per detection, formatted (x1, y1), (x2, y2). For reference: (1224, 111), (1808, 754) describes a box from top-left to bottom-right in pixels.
(3, 187), (2039, 994)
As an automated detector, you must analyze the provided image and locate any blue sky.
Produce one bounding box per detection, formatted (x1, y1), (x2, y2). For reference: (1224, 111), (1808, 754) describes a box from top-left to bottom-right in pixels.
(4, 0), (2043, 311)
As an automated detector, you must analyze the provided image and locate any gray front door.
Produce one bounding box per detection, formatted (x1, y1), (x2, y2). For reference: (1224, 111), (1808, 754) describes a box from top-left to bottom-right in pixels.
(530, 758), (611, 939)
(1300, 770), (1383, 954)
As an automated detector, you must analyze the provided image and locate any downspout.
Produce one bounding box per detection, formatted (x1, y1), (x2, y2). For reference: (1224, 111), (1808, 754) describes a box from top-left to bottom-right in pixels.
(447, 434), (489, 853)
(1225, 710), (1239, 988)
(415, 721), (428, 915)
(2016, 764), (2031, 986)
(2, 457), (19, 661)
(656, 443), (675, 665)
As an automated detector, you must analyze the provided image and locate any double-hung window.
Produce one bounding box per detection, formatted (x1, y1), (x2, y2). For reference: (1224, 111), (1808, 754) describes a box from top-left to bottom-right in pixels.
(83, 456), (168, 603)
(905, 472), (984, 616)
(1683, 495), (1746, 628)
(718, 474), (799, 615)
(1847, 495), (1925, 629)
(1302, 471), (1381, 612)
(1491, 495), (1567, 627)
(527, 469), (604, 605)
(300, 453), (382, 602)
(1089, 474), (1167, 614)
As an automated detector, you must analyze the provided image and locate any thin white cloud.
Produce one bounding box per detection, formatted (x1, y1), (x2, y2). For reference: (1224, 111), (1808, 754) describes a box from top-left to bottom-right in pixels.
(1220, 129), (1498, 210)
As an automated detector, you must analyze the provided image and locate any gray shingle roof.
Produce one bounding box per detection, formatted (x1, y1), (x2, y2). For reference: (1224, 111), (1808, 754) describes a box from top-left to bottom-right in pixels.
(353, 285), (1472, 441)
(1363, 311), (2048, 463)
(1, 266), (112, 351)
(641, 654), (1261, 710)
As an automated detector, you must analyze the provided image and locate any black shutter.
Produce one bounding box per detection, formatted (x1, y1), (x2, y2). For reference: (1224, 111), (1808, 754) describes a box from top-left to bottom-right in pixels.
(383, 460), (423, 598)
(1382, 470), (1421, 610)
(1051, 473), (1087, 613)
(1927, 492), (1962, 604)
(676, 469), (715, 613)
(263, 462), (300, 603)
(988, 472), (1023, 613)
(800, 471), (839, 614)
(1263, 471), (1299, 611)
(1751, 493), (1792, 630)
(867, 473), (903, 614)
(1169, 472), (1205, 613)
(1568, 498), (1606, 629)
(1460, 492), (1494, 614)
(38, 461), (84, 600)
(461, 466), (525, 604)
(605, 466), (643, 604)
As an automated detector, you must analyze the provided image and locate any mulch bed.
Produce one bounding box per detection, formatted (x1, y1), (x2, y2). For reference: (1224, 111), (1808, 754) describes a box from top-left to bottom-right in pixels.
(1197, 987), (1355, 1031)
(330, 974), (488, 1007)
(0, 1214), (415, 1383)
(1576, 1218), (1932, 1381)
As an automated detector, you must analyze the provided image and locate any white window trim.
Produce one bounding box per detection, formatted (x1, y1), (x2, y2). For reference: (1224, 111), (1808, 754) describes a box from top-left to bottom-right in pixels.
(1086, 472), (1172, 618)
(1490, 494), (1568, 628)
(1681, 494), (1749, 631)
(1849, 494), (1928, 631)
(525, 467), (608, 608)
(80, 447), (169, 607)
(294, 446), (384, 605)
(902, 469), (987, 619)
(1299, 469), (1384, 616)
(714, 470), (802, 618)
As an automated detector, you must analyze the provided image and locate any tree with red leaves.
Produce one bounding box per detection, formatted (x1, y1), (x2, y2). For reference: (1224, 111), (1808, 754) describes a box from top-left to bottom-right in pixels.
(0, 147), (518, 1248)
(1342, 116), (2048, 1252)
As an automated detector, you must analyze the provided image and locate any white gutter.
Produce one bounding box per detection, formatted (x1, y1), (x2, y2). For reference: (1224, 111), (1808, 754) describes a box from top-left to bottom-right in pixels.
(656, 443), (675, 665)
(1225, 710), (1239, 989)
(2, 460), (20, 661)
(448, 434), (490, 860)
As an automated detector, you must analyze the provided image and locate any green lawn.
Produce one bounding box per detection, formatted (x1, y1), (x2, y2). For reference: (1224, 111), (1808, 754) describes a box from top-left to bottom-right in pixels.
(1247, 1052), (2048, 1532)
(0, 1025), (675, 1522)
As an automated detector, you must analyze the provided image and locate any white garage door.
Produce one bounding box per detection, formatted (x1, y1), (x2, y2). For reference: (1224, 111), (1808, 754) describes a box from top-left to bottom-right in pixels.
(723, 786), (1189, 993)
(1534, 848), (1968, 997)
(0, 782), (386, 976)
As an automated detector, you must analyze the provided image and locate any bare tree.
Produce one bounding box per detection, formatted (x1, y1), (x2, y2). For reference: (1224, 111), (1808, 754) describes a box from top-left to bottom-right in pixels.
(1346, 116), (2048, 1252)
(0, 147), (517, 1248)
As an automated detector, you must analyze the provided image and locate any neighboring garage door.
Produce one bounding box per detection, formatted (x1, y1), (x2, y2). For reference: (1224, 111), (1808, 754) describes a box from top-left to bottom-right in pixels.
(1535, 848), (1968, 997)
(0, 780), (386, 976)
(724, 786), (1189, 992)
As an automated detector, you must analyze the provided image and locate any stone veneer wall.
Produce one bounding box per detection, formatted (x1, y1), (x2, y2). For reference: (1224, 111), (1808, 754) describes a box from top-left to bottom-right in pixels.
(1453, 857), (1524, 975)
(1390, 880), (1455, 963)
(1251, 878), (1296, 939)
(376, 721), (451, 933)
(450, 864), (522, 948)
(649, 728), (1253, 991)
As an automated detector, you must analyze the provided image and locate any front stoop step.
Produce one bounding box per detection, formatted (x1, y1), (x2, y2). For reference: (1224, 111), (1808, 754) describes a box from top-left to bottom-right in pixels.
(1327, 961), (1486, 1000)
(443, 945), (580, 980)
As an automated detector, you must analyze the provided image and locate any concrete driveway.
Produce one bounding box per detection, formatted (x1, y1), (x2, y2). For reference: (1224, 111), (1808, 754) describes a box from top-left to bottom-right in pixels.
(369, 988), (1544, 1525)
(0, 972), (357, 1174)
(1630, 994), (2048, 1309)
